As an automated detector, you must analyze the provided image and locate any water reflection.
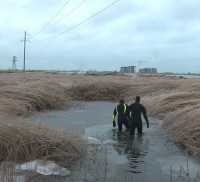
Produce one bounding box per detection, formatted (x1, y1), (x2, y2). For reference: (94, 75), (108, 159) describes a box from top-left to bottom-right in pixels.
(25, 175), (66, 182)
(112, 130), (149, 174)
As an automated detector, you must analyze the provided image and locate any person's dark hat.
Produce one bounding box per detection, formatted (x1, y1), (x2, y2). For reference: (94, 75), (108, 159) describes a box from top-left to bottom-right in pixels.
(136, 96), (140, 103)
(119, 99), (124, 104)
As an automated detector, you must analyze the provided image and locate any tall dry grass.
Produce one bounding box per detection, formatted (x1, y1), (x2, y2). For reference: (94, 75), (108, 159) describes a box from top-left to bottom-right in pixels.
(0, 72), (84, 167)
(0, 119), (83, 166)
(0, 72), (200, 163)
(64, 74), (200, 155)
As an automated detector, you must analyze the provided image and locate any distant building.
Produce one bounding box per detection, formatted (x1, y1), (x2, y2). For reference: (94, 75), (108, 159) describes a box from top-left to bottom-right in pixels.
(139, 68), (158, 74)
(120, 66), (136, 73)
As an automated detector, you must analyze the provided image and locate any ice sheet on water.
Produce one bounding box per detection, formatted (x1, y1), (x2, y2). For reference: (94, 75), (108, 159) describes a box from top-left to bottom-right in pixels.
(87, 136), (102, 145)
(102, 139), (117, 145)
(87, 136), (117, 145)
(16, 160), (71, 176)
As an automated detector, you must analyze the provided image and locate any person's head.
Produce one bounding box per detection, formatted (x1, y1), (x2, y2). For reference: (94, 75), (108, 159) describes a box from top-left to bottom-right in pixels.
(119, 99), (124, 104)
(135, 96), (141, 103)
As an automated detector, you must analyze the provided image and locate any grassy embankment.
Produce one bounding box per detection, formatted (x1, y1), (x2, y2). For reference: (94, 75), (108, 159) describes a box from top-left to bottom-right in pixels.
(66, 73), (200, 156)
(0, 72), (200, 167)
(0, 72), (82, 167)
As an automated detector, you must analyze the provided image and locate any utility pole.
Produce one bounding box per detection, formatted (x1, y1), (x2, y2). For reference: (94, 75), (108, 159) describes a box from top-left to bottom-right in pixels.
(23, 31), (27, 72)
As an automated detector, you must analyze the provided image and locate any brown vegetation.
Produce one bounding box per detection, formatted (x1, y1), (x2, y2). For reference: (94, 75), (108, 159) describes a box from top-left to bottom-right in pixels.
(0, 118), (83, 167)
(0, 72), (81, 166)
(0, 72), (200, 164)
(65, 74), (200, 156)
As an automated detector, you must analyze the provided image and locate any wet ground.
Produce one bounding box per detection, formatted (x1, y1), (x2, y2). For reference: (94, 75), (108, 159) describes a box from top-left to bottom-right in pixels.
(30, 102), (200, 182)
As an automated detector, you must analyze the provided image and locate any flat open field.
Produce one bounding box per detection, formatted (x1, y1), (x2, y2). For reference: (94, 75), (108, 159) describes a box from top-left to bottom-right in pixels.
(0, 72), (200, 164)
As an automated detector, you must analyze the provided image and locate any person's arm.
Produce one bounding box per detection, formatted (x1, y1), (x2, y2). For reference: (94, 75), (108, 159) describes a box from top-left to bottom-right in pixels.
(126, 105), (131, 119)
(128, 104), (132, 119)
(142, 105), (149, 128)
(113, 107), (117, 121)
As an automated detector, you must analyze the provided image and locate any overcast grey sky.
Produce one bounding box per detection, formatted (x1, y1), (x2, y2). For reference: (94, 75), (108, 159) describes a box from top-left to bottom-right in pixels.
(0, 0), (200, 72)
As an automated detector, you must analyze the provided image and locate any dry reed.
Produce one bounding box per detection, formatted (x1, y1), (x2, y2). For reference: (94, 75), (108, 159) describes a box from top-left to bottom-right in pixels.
(0, 119), (83, 167)
(0, 72), (200, 164)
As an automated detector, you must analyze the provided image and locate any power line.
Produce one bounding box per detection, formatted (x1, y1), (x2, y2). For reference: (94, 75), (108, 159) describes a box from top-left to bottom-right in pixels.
(53, 0), (87, 26)
(56, 0), (122, 37)
(35, 0), (122, 41)
(31, 0), (71, 40)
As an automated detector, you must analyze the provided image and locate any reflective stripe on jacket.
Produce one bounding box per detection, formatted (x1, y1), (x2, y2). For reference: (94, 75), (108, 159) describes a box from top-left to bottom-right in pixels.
(113, 104), (127, 120)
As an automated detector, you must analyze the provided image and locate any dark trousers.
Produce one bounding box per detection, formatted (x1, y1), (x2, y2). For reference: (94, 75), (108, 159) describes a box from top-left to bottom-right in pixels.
(130, 121), (143, 135)
(123, 117), (129, 130)
(118, 115), (125, 132)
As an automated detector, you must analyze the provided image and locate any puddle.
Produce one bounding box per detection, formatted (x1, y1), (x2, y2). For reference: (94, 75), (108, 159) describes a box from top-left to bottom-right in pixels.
(28, 102), (200, 181)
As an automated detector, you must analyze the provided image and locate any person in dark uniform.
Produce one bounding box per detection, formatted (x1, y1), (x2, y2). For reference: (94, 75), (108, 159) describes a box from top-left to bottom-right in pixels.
(113, 99), (128, 132)
(123, 103), (130, 130)
(128, 96), (149, 136)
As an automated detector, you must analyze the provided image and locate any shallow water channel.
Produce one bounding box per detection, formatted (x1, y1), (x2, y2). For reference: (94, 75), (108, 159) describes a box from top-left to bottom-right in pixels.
(30, 102), (200, 182)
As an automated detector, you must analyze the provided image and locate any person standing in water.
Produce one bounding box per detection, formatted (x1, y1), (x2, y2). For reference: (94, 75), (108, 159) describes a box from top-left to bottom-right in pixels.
(128, 96), (149, 136)
(113, 99), (128, 132)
